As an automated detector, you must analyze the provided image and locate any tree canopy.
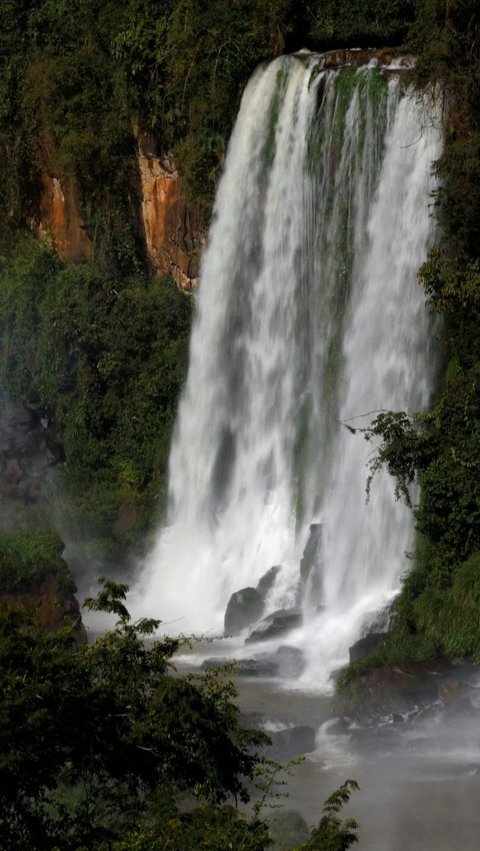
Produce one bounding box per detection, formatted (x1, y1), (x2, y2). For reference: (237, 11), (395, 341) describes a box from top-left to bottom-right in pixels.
(0, 579), (359, 849)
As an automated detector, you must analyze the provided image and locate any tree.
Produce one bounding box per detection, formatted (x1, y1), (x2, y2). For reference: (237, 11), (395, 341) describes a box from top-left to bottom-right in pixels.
(0, 579), (267, 848)
(301, 781), (359, 851)
(0, 578), (360, 849)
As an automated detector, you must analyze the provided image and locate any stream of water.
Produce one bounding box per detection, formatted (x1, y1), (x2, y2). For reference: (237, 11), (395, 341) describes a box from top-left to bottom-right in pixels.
(123, 51), (480, 849)
(134, 52), (442, 688)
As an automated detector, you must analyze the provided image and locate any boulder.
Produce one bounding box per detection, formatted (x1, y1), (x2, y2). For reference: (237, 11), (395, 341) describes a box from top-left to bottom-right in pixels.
(224, 587), (264, 636)
(365, 598), (397, 633)
(202, 656), (277, 677)
(326, 717), (350, 735)
(201, 645), (305, 679)
(256, 565), (281, 599)
(10, 405), (33, 427)
(275, 645), (306, 677)
(246, 607), (303, 643)
(268, 724), (316, 760)
(438, 680), (461, 705)
(349, 632), (384, 663)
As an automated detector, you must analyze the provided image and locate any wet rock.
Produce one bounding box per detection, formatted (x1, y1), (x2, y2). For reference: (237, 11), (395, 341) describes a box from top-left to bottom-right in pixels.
(11, 405), (34, 426)
(275, 645), (306, 677)
(5, 457), (23, 485)
(365, 598), (397, 633)
(237, 658), (278, 677)
(336, 659), (480, 727)
(34, 174), (93, 264)
(256, 565), (281, 599)
(467, 688), (480, 711)
(224, 587), (265, 636)
(326, 717), (350, 735)
(245, 607), (303, 643)
(438, 680), (461, 704)
(135, 130), (204, 289)
(202, 655), (277, 677)
(202, 645), (305, 679)
(268, 724), (316, 760)
(324, 49), (347, 68)
(349, 632), (385, 663)
(300, 523), (323, 604)
(0, 402), (65, 507)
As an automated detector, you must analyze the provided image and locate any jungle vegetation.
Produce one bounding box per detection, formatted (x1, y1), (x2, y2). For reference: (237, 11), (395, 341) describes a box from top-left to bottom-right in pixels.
(0, 579), (360, 850)
(0, 0), (479, 847)
(0, 0), (478, 662)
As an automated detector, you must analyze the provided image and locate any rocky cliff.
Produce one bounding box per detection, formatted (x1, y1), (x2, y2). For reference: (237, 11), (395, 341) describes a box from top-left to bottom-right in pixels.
(136, 134), (204, 290)
(30, 131), (204, 290)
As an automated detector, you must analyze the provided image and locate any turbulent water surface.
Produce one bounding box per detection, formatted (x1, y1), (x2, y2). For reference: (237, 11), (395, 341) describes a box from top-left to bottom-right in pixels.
(135, 52), (442, 688)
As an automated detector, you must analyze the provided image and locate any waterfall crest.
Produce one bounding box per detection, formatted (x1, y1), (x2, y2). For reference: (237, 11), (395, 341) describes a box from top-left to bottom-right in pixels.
(136, 54), (443, 688)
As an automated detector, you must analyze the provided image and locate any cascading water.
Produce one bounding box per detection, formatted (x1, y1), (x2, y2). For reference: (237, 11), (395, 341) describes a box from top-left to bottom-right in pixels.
(135, 52), (443, 689)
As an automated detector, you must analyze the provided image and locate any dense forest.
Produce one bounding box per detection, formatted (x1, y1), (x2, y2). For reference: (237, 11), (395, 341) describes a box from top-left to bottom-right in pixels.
(0, 0), (479, 847)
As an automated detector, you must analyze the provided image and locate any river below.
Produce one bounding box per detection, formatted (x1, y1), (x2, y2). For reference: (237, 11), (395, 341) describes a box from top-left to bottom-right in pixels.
(177, 644), (480, 850)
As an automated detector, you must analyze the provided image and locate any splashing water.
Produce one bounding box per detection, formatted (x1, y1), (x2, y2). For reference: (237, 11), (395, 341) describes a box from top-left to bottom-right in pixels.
(134, 54), (442, 689)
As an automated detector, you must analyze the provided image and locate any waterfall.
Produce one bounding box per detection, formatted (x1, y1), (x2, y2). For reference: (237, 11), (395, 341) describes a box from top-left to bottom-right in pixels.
(135, 53), (442, 688)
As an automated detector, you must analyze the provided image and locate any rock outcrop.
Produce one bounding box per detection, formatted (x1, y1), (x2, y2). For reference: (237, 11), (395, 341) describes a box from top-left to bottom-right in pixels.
(246, 607), (303, 643)
(322, 47), (414, 73)
(136, 132), (204, 290)
(223, 566), (282, 636)
(35, 174), (93, 264)
(267, 724), (316, 760)
(4, 574), (87, 643)
(349, 632), (385, 663)
(224, 586), (265, 635)
(300, 523), (323, 604)
(256, 565), (281, 598)
(0, 403), (64, 509)
(202, 645), (305, 679)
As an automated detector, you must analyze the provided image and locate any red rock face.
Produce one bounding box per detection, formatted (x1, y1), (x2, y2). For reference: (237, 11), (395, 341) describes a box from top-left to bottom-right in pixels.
(322, 47), (414, 73)
(136, 140), (204, 291)
(32, 144), (204, 289)
(36, 174), (93, 264)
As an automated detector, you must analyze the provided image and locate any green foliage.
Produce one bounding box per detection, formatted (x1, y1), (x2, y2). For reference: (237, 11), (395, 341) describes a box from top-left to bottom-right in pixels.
(0, 239), (192, 552)
(345, 410), (431, 507)
(410, 554), (480, 661)
(163, 0), (297, 204)
(0, 239), (62, 398)
(300, 780), (359, 851)
(0, 580), (265, 848)
(0, 579), (360, 850)
(335, 632), (437, 695)
(0, 528), (69, 593)
(348, 355), (480, 664)
(410, 0), (480, 256)
(307, 0), (415, 44)
(347, 190), (480, 668)
(419, 248), (480, 367)
(0, 0), (427, 232)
